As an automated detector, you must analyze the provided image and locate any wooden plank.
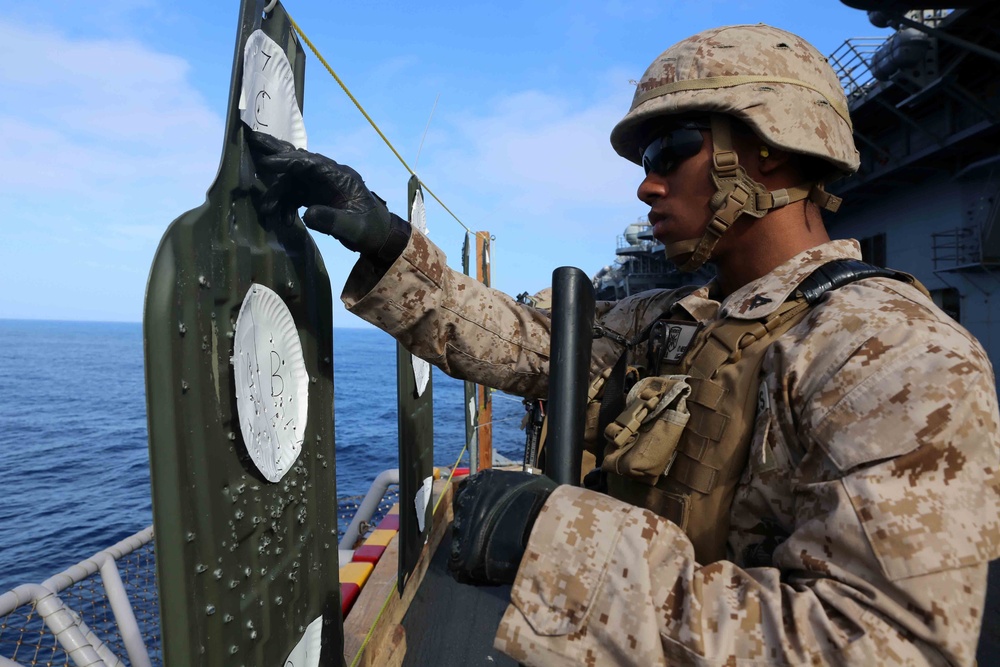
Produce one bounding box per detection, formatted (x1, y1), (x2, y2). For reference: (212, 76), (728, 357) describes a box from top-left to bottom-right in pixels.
(343, 478), (456, 666)
(476, 231), (493, 471)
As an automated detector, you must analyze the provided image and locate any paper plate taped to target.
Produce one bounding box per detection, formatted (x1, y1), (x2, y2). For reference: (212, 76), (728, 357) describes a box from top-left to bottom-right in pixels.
(409, 187), (431, 396)
(239, 29), (308, 149)
(232, 283), (309, 482)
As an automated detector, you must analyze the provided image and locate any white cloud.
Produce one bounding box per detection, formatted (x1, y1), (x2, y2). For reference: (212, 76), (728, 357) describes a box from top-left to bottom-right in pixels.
(370, 54), (422, 81)
(408, 86), (647, 266)
(423, 89), (641, 220)
(0, 19), (221, 197)
(0, 22), (217, 142)
(0, 16), (648, 321)
(0, 19), (223, 320)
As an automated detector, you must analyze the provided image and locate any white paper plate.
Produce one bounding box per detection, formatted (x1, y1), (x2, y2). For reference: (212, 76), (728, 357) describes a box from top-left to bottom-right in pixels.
(414, 476), (433, 534)
(409, 188), (432, 396)
(232, 283), (309, 483)
(410, 187), (428, 235)
(239, 29), (308, 149)
(285, 614), (323, 667)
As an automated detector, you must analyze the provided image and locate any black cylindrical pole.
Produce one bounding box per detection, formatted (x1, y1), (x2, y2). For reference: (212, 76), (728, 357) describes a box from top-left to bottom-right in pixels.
(545, 267), (596, 485)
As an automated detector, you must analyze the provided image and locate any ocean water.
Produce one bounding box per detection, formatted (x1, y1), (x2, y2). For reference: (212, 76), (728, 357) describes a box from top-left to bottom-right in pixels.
(0, 320), (527, 593)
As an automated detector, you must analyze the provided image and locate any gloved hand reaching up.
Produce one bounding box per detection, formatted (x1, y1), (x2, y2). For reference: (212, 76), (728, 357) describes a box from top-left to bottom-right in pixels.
(448, 469), (557, 586)
(247, 129), (410, 264)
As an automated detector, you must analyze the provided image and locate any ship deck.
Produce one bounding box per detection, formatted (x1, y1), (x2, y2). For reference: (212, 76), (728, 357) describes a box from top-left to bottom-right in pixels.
(343, 476), (517, 667)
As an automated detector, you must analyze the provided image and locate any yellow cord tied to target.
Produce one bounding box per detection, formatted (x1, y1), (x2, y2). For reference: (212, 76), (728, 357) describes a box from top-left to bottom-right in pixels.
(287, 15), (471, 234)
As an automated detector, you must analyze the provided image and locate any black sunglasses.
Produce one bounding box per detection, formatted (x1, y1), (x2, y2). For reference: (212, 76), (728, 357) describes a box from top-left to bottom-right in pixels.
(640, 123), (708, 176)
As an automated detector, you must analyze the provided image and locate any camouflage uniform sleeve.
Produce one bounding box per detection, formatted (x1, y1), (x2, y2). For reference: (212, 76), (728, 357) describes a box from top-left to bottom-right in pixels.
(495, 283), (1000, 666)
(342, 226), (624, 397)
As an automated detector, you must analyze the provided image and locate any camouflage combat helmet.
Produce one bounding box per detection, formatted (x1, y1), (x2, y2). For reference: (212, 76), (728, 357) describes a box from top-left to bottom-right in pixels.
(611, 24), (860, 271)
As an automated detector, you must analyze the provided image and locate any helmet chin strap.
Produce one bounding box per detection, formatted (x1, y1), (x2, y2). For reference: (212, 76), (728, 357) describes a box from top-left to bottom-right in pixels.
(665, 114), (843, 272)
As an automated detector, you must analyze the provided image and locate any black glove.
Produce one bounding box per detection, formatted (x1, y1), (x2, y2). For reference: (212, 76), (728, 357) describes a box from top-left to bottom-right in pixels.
(448, 469), (557, 586)
(246, 129), (410, 263)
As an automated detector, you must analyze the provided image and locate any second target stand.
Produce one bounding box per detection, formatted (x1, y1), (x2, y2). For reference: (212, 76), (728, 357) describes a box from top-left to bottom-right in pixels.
(396, 175), (435, 592)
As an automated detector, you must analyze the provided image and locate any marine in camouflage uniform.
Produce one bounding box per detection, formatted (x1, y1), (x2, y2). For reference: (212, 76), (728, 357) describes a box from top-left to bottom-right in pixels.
(250, 24), (1000, 667)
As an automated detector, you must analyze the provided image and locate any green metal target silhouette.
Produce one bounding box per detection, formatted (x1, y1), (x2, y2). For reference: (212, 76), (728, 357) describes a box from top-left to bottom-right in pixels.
(143, 1), (343, 664)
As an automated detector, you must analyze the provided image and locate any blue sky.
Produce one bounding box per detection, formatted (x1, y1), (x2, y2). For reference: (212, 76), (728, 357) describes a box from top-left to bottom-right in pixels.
(0, 0), (889, 325)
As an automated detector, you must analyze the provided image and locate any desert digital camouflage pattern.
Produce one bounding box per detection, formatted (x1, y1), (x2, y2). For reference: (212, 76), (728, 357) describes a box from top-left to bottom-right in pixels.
(609, 24), (860, 177)
(345, 227), (1000, 666)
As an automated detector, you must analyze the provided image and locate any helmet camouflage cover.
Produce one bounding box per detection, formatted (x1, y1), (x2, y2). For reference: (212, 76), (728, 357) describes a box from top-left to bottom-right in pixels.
(610, 24), (860, 178)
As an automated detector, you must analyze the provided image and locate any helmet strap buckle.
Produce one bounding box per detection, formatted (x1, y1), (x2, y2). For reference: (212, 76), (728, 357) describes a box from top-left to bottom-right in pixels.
(713, 149), (739, 174)
(671, 115), (770, 272)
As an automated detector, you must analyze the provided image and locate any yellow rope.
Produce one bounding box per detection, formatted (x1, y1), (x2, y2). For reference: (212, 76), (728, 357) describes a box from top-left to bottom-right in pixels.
(348, 585), (396, 667)
(285, 18), (484, 666)
(434, 443), (469, 514)
(288, 15), (472, 234)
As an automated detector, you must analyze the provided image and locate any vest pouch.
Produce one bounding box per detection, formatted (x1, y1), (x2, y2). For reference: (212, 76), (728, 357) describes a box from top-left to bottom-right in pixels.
(582, 400), (603, 456)
(582, 367), (612, 456)
(602, 375), (691, 484)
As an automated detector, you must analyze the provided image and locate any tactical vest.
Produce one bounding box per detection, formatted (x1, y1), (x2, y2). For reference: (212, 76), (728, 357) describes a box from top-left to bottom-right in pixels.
(586, 259), (924, 564)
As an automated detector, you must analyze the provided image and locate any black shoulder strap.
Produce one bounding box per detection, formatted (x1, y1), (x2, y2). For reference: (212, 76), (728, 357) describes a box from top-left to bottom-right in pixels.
(798, 259), (912, 305)
(593, 261), (908, 469)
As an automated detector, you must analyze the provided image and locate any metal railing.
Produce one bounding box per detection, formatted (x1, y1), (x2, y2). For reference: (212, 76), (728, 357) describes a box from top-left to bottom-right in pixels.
(0, 529), (160, 667)
(934, 168), (1000, 271)
(0, 492), (402, 667)
(826, 9), (957, 104)
(828, 37), (886, 102)
(932, 228), (981, 269)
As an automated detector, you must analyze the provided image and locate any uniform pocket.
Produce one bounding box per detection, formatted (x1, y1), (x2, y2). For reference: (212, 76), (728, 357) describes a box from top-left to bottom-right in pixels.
(842, 448), (1000, 581)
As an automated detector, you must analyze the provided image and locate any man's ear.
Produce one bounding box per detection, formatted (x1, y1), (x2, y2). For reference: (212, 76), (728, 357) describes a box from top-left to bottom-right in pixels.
(757, 146), (794, 175)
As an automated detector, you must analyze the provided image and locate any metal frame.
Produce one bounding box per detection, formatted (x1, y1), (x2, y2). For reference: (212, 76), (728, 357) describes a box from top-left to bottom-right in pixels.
(0, 528), (155, 667)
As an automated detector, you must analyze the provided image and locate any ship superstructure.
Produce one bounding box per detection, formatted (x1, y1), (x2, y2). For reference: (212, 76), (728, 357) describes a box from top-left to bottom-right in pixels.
(826, 4), (1000, 383)
(832, 9), (1000, 660)
(593, 219), (714, 301)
